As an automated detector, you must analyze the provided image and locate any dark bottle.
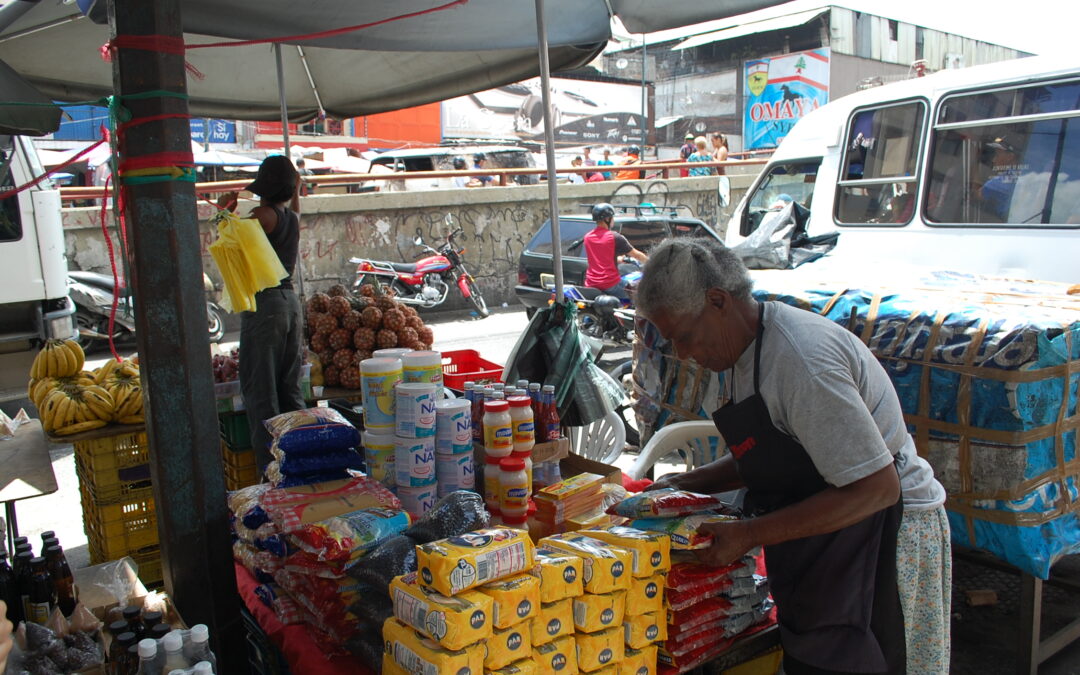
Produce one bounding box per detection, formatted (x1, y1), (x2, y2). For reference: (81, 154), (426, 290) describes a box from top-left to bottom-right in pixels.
(0, 553), (17, 625)
(27, 557), (53, 624)
(43, 545), (76, 616)
(111, 631), (137, 673)
(14, 550), (33, 622)
(122, 605), (145, 640)
(150, 622), (172, 640)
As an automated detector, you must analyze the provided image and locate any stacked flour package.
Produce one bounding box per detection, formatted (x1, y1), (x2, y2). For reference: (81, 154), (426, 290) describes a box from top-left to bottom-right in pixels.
(382, 524), (671, 675)
(606, 489), (775, 673)
(359, 349), (475, 518)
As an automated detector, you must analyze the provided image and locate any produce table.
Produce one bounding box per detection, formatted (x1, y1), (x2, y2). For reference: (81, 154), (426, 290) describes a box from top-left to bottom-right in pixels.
(0, 419), (59, 553)
(234, 562), (374, 675)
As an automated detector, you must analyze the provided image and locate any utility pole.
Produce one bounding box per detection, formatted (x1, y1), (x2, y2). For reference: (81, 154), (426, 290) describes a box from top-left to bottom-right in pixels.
(106, 1), (244, 670)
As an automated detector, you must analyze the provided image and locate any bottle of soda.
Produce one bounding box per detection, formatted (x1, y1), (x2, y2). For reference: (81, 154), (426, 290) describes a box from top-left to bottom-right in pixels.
(44, 545), (76, 616)
(540, 385), (561, 442)
(0, 553), (17, 625)
(27, 557), (53, 624)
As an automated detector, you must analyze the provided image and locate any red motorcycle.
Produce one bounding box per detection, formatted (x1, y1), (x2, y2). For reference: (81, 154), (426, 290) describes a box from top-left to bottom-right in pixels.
(349, 226), (489, 317)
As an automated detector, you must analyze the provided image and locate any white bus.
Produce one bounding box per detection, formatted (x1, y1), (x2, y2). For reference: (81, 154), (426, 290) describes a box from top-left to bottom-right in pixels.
(728, 55), (1080, 284)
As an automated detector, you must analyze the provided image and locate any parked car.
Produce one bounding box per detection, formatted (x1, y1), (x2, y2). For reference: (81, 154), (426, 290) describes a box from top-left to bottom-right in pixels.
(515, 207), (723, 314)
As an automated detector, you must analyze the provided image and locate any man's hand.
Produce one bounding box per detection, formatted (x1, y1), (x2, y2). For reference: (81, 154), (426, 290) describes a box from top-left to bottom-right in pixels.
(694, 519), (754, 567)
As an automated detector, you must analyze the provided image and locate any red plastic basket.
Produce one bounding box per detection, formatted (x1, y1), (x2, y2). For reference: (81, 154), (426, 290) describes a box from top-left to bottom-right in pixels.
(442, 349), (503, 390)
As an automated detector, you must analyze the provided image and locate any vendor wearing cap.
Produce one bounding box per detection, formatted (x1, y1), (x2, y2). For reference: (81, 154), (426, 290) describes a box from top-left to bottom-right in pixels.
(218, 155), (305, 469)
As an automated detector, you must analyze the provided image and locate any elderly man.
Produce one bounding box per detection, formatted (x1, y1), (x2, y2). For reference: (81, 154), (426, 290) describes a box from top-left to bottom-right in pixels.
(636, 237), (950, 675)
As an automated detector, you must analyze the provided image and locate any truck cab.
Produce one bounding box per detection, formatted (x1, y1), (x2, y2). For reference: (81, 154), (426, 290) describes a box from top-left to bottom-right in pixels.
(728, 56), (1080, 285)
(0, 134), (74, 400)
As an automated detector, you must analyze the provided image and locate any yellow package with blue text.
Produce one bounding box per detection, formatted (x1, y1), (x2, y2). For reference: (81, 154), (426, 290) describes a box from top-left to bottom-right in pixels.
(538, 534), (632, 594)
(389, 571), (493, 650)
(580, 527), (671, 578)
(476, 573), (540, 629)
(417, 528), (535, 596)
(532, 597), (574, 646)
(573, 590), (626, 633)
(485, 620), (533, 671)
(576, 625), (625, 672)
(535, 634), (578, 675)
(531, 547), (584, 602)
(382, 617), (484, 675)
(625, 573), (664, 617)
(619, 645), (657, 675)
(623, 610), (666, 649)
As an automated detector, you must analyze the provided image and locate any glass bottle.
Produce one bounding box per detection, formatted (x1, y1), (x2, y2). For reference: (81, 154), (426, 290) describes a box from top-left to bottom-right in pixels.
(44, 544), (76, 616)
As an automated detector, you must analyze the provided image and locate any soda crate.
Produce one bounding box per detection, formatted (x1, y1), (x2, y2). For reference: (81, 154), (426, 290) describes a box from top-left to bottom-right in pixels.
(219, 411), (252, 450)
(81, 482), (158, 560)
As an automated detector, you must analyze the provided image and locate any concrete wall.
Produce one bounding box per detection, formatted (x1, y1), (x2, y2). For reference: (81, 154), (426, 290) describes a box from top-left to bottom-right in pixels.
(62, 175), (755, 312)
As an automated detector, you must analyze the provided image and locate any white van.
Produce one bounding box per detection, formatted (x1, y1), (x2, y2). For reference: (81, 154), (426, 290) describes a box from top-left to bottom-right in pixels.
(728, 55), (1080, 284)
(0, 134), (74, 400)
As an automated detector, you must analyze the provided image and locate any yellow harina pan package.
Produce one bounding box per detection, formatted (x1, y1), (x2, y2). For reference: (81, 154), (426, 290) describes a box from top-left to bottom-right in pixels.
(538, 534), (633, 594)
(485, 620), (533, 671)
(625, 574), (665, 617)
(486, 658), (539, 675)
(389, 571), (494, 651)
(417, 528), (536, 596)
(476, 573), (541, 629)
(532, 597), (575, 646)
(532, 547), (585, 603)
(619, 645), (658, 675)
(382, 617), (484, 675)
(535, 634), (579, 675)
(580, 527), (671, 578)
(576, 625), (626, 672)
(623, 610), (667, 650)
(573, 590), (627, 634)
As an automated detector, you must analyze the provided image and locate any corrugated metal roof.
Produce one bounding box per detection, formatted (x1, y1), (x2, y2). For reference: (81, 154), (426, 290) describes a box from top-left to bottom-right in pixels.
(673, 7), (829, 50)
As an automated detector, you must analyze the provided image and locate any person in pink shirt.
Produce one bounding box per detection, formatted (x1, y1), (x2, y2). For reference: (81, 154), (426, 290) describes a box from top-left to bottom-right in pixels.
(583, 203), (648, 302)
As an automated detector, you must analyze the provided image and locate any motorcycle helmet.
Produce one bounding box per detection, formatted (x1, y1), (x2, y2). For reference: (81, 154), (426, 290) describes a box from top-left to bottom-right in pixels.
(453, 157), (467, 170)
(591, 202), (615, 223)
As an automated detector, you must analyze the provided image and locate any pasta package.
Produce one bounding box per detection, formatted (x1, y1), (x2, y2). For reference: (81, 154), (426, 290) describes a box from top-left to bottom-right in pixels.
(531, 597), (574, 647)
(487, 659), (538, 675)
(627, 515), (737, 550)
(573, 590), (627, 634)
(619, 645), (657, 675)
(623, 610), (666, 650)
(389, 571), (494, 651)
(477, 573), (541, 629)
(575, 626), (625, 672)
(538, 534), (633, 594)
(485, 620), (533, 671)
(418, 528), (536, 596)
(535, 635), (578, 675)
(579, 527), (671, 578)
(531, 547), (584, 603)
(382, 617), (484, 675)
(625, 574), (665, 617)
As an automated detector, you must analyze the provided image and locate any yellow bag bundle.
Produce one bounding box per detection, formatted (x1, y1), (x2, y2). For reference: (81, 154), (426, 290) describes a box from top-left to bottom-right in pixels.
(208, 210), (288, 313)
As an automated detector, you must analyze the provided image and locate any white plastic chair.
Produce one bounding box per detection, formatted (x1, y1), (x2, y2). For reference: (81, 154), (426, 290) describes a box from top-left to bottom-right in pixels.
(627, 420), (727, 480)
(567, 410), (627, 465)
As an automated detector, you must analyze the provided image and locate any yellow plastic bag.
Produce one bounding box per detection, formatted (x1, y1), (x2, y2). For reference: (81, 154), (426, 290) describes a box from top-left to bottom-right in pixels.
(208, 210), (288, 313)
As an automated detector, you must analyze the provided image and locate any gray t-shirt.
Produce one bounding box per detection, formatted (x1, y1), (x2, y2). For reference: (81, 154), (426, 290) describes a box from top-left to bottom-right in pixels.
(723, 302), (945, 510)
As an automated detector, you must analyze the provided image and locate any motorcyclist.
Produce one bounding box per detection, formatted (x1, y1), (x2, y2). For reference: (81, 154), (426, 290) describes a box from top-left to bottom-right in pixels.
(584, 203), (648, 302)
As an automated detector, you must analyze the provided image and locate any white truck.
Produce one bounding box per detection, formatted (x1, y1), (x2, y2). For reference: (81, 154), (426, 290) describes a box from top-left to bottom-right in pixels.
(0, 134), (75, 403)
(727, 55), (1079, 285)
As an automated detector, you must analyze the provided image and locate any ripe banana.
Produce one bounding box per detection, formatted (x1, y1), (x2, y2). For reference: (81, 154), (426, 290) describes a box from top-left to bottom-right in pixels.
(53, 420), (108, 436)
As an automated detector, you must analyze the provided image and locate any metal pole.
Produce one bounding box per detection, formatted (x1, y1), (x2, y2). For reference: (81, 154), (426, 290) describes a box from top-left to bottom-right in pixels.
(274, 43), (306, 300)
(534, 0), (563, 301)
(106, 0), (243, 671)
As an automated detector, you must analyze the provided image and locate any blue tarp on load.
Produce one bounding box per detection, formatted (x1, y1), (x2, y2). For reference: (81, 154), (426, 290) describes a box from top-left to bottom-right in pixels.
(633, 271), (1080, 578)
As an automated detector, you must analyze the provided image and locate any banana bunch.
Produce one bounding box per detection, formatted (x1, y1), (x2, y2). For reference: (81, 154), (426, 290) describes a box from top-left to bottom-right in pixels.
(41, 384), (115, 436)
(29, 339), (84, 379)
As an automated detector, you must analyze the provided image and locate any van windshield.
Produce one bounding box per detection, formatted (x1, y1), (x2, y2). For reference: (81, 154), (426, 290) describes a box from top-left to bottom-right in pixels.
(743, 161), (819, 235)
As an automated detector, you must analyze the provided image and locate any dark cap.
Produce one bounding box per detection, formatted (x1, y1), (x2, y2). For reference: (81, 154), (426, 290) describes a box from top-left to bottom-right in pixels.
(246, 155), (298, 203)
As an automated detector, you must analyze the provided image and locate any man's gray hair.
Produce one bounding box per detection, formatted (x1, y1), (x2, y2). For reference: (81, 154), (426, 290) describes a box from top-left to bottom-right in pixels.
(636, 238), (753, 318)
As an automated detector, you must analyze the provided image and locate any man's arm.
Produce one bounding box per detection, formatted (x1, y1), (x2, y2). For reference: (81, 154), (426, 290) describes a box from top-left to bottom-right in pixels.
(695, 463), (900, 566)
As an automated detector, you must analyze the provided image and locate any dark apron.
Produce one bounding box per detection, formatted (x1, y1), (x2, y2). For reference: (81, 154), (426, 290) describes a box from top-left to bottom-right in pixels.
(710, 303), (906, 674)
